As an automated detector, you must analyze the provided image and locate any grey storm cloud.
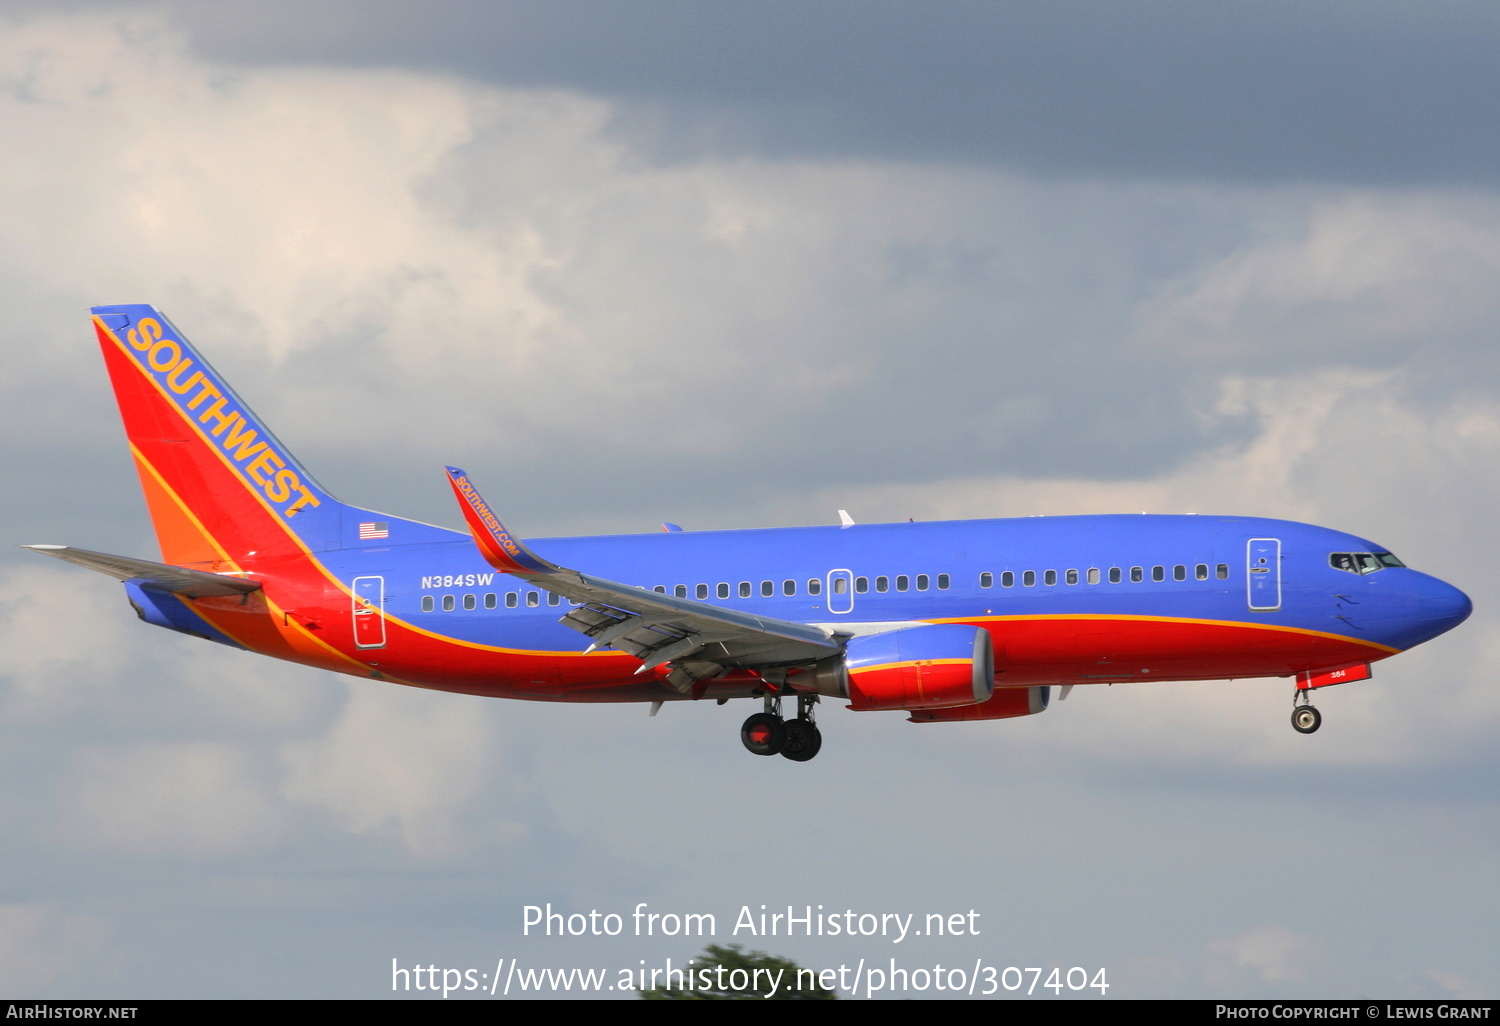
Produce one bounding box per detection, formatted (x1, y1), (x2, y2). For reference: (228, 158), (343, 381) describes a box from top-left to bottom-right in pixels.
(53, 0), (1500, 187)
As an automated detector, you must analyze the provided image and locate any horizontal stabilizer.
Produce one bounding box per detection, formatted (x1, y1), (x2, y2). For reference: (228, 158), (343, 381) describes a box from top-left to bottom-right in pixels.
(22, 545), (263, 598)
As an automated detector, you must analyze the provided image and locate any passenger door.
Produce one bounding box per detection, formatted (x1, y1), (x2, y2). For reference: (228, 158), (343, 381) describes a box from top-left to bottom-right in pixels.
(1246, 539), (1281, 611)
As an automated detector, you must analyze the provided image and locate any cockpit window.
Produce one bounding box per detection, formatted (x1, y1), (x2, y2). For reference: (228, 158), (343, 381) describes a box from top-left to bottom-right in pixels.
(1330, 551), (1405, 574)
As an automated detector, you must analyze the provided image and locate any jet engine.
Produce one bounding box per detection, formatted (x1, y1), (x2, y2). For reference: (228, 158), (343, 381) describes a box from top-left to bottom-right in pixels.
(800, 623), (995, 712)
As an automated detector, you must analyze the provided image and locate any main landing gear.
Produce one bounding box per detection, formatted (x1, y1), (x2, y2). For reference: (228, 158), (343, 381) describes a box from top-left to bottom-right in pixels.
(741, 692), (823, 762)
(1291, 692), (1322, 734)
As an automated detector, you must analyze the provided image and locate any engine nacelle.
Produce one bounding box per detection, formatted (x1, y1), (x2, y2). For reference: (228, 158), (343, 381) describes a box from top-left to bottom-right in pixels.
(907, 686), (1050, 722)
(802, 624), (995, 712)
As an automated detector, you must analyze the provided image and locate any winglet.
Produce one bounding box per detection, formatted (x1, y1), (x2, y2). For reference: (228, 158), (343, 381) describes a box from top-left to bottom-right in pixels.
(443, 467), (556, 575)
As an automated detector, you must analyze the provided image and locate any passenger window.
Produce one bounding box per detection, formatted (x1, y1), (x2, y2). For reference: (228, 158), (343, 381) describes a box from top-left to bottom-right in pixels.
(1130, 567), (1143, 583)
(808, 579), (822, 596)
(937, 573), (950, 590)
(506, 592), (518, 608)
(696, 584), (709, 599)
(1152, 566), (1165, 582)
(855, 577), (869, 593)
(549, 592), (560, 606)
(1196, 564), (1209, 580)
(761, 580), (773, 597)
(875, 576), (889, 593)
(1043, 570), (1057, 586)
(463, 594), (476, 610)
(739, 581), (751, 598)
(717, 583), (730, 599)
(442, 595), (455, 611)
(1066, 569), (1078, 585)
(527, 592), (540, 607)
(1174, 564), (1186, 581)
(675, 584), (688, 598)
(916, 574), (929, 591)
(980, 572), (994, 588)
(832, 578), (847, 595)
(896, 575), (909, 591)
(485, 593), (497, 609)
(1087, 568), (1100, 584)
(1023, 570), (1036, 587)
(1217, 563), (1229, 579)
(783, 579), (797, 596)
(1109, 567), (1122, 584)
(1001, 571), (1015, 587)
(421, 596), (434, 612)
(653, 585), (665, 594)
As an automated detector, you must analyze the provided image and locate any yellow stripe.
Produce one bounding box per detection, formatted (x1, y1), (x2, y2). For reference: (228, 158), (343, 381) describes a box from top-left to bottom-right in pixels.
(855, 658), (970, 674)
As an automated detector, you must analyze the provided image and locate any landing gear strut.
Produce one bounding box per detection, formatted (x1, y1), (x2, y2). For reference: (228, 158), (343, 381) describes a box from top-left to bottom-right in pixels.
(1291, 691), (1322, 734)
(739, 692), (823, 761)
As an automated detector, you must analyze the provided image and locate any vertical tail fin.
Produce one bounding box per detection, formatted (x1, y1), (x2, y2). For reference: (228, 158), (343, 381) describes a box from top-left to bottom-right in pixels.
(92, 304), (342, 567)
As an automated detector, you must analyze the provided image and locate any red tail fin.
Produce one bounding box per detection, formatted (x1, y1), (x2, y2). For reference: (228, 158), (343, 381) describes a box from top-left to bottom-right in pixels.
(93, 304), (341, 568)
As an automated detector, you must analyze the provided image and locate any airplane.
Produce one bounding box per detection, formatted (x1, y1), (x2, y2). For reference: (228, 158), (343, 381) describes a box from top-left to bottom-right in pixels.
(24, 304), (1473, 762)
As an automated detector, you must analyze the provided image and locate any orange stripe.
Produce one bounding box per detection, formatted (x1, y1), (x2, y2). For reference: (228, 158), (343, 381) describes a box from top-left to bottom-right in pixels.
(929, 612), (1402, 655)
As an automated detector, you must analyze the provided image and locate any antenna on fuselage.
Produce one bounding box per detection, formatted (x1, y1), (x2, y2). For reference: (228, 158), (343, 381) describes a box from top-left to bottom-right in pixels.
(837, 510), (855, 527)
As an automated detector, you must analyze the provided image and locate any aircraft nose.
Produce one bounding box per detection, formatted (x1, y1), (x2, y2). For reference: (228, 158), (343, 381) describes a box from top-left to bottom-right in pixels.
(1414, 575), (1473, 635)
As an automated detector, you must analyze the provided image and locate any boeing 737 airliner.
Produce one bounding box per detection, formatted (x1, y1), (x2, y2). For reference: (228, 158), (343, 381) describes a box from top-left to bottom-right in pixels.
(26, 305), (1472, 761)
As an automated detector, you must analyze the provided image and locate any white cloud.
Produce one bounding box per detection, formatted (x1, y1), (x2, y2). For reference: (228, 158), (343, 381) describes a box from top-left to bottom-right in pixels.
(1141, 192), (1500, 362)
(0, 903), (103, 993)
(1205, 924), (1322, 987)
(57, 741), (285, 856)
(1423, 969), (1488, 1000)
(0, 565), (136, 723)
(279, 683), (494, 857)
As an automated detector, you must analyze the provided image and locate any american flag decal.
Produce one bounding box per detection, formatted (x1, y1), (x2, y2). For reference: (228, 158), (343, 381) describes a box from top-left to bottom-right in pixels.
(358, 522), (389, 540)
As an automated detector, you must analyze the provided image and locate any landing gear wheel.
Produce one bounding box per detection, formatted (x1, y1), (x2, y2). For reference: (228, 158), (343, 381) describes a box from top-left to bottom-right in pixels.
(1291, 705), (1322, 734)
(780, 718), (823, 762)
(741, 712), (786, 756)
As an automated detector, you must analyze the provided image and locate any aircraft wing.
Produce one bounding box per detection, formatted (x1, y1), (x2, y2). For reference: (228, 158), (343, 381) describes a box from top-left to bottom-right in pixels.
(22, 545), (263, 598)
(444, 467), (843, 691)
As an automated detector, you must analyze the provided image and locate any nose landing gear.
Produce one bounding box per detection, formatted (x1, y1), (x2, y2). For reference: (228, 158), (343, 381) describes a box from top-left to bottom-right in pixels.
(1291, 693), (1322, 734)
(740, 692), (823, 761)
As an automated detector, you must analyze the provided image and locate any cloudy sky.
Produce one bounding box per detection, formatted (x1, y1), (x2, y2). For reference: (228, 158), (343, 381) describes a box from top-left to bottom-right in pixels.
(2, 0), (1498, 999)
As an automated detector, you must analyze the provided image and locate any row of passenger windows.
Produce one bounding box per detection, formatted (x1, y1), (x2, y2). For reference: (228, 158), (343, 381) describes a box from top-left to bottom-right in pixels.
(418, 572), (957, 613)
(979, 563), (1230, 588)
(422, 591), (563, 612)
(656, 579), (824, 600)
(649, 574), (955, 600)
(419, 563), (1229, 613)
